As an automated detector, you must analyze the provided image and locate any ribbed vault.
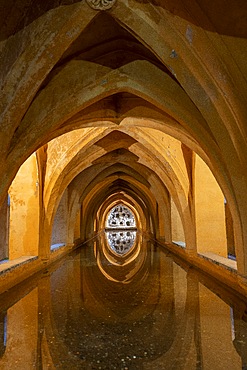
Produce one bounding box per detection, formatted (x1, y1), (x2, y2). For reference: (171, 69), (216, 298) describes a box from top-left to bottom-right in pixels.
(1, 0), (247, 284)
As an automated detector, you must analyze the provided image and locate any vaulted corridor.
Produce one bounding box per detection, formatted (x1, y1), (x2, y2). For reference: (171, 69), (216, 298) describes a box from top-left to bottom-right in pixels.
(0, 0), (247, 346)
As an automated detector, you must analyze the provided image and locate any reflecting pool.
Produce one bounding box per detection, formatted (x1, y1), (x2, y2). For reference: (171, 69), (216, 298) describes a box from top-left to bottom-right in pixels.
(0, 234), (246, 369)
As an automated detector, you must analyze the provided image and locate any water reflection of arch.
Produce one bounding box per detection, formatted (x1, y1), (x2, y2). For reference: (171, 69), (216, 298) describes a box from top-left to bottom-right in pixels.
(76, 241), (177, 365)
(75, 242), (199, 367)
(95, 236), (142, 283)
(39, 244), (201, 368)
(13, 240), (244, 369)
(37, 256), (87, 369)
(103, 231), (138, 262)
(36, 245), (172, 367)
(105, 229), (137, 257)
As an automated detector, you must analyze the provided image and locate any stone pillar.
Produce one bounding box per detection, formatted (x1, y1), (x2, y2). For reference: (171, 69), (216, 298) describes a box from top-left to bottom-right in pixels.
(0, 195), (9, 260)
(171, 197), (185, 245)
(225, 200), (235, 256)
(51, 189), (68, 246)
(73, 209), (81, 241)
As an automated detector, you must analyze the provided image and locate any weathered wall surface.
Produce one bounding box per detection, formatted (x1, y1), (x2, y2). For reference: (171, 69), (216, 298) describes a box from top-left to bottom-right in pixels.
(0, 0), (247, 290)
(8, 154), (39, 259)
(195, 155), (227, 257)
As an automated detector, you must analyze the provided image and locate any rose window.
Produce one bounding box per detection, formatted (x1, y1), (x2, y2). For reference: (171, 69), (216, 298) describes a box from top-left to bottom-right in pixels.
(106, 204), (136, 228)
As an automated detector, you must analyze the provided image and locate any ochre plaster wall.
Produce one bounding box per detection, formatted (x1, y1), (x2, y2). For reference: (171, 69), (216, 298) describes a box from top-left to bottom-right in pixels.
(139, 128), (190, 196)
(195, 155), (227, 257)
(8, 154), (39, 259)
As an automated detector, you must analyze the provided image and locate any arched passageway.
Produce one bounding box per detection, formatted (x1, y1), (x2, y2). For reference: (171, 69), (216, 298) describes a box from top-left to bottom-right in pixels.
(0, 0), (247, 296)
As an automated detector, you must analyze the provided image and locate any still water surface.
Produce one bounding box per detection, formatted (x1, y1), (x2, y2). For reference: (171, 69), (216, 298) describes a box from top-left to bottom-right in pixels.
(0, 233), (246, 369)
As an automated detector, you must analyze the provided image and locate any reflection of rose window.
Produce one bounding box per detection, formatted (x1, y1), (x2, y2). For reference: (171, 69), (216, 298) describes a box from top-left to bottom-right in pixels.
(106, 230), (137, 255)
(106, 204), (136, 228)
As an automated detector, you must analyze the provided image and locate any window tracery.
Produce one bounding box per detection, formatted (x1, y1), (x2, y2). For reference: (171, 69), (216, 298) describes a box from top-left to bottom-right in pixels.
(106, 204), (136, 228)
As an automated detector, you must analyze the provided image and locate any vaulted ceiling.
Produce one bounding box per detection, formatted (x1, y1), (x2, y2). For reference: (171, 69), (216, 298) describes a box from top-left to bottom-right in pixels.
(1, 0), (247, 272)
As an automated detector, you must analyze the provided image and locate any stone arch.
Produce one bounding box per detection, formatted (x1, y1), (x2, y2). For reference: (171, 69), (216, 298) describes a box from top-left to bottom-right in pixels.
(42, 128), (192, 251)
(110, 0), (247, 273)
(0, 0), (246, 278)
(0, 195), (9, 261)
(82, 177), (153, 239)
